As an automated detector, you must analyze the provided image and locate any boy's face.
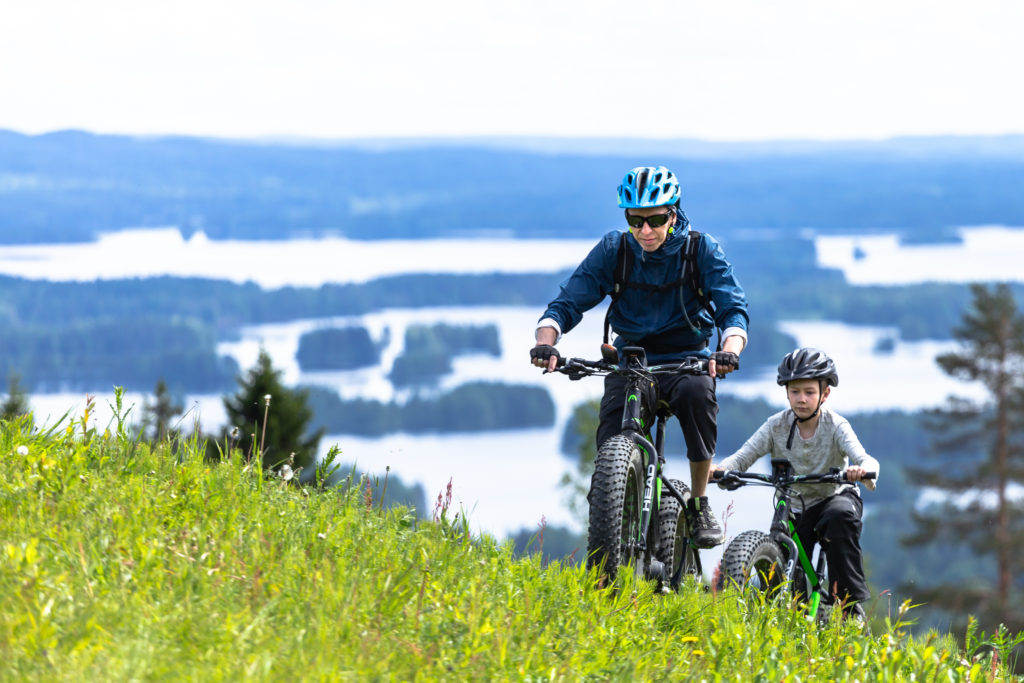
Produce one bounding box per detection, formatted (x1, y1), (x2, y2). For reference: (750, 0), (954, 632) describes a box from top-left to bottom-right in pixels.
(786, 378), (830, 419)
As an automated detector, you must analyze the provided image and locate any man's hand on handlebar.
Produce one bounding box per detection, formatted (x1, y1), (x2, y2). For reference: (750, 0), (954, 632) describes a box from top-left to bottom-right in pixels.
(709, 335), (744, 378)
(530, 344), (561, 372)
(709, 351), (739, 378)
(708, 465), (724, 482)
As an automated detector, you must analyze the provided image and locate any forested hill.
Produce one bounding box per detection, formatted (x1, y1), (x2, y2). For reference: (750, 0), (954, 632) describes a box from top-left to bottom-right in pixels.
(2, 129), (1024, 244)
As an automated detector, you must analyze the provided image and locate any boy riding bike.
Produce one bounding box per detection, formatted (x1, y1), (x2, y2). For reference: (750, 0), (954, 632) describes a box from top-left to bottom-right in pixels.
(711, 348), (880, 617)
(531, 165), (749, 548)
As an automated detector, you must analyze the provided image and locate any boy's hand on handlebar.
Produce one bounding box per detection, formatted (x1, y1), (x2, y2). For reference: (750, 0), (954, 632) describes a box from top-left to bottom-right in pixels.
(530, 344), (561, 372)
(845, 466), (870, 482)
(708, 465), (724, 482)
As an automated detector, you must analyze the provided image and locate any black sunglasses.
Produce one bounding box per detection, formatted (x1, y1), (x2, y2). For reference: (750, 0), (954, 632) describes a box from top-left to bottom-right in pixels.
(625, 210), (673, 229)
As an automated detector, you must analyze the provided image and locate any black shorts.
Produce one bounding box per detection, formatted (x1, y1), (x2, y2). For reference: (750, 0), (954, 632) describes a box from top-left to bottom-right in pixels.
(595, 371), (718, 462)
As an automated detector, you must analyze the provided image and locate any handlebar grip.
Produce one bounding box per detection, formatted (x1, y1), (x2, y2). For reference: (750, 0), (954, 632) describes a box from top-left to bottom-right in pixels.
(863, 472), (877, 480)
(711, 470), (725, 480)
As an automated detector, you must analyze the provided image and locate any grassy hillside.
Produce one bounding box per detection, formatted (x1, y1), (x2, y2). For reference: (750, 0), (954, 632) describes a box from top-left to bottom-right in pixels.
(0, 412), (1018, 680)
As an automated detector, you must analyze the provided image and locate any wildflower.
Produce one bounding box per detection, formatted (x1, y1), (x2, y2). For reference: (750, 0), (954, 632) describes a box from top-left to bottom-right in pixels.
(279, 464), (294, 481)
(263, 394), (272, 406)
(16, 445), (28, 456)
(317, 533), (327, 540)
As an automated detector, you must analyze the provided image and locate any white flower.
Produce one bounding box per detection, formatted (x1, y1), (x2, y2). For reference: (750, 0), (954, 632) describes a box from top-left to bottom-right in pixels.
(279, 464), (294, 481)
(263, 394), (272, 406)
(16, 445), (28, 456)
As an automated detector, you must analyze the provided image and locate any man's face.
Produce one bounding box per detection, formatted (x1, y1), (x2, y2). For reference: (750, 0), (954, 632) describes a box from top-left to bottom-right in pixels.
(786, 379), (829, 419)
(626, 206), (675, 252)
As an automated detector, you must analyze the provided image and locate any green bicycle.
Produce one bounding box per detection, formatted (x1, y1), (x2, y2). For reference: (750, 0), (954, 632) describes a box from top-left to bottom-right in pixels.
(551, 345), (707, 589)
(712, 458), (876, 620)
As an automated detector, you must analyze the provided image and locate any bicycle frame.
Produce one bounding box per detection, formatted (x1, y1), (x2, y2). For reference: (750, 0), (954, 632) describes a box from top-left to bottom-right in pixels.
(716, 459), (876, 620)
(614, 346), (704, 582)
(765, 461), (829, 619)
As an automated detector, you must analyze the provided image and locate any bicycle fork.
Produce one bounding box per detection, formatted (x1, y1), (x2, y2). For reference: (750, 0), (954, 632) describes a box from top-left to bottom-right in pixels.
(631, 416), (703, 586)
(771, 500), (827, 620)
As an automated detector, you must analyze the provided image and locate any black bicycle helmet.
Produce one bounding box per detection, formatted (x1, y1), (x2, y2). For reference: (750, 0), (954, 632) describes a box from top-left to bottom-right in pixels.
(776, 348), (839, 387)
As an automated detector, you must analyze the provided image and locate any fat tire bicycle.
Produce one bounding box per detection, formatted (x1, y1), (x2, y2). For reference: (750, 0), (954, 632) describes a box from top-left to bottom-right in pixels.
(712, 458), (876, 620)
(550, 345), (708, 589)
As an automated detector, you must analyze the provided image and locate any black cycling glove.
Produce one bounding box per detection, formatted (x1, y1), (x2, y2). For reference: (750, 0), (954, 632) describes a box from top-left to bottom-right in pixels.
(530, 345), (561, 365)
(711, 351), (739, 370)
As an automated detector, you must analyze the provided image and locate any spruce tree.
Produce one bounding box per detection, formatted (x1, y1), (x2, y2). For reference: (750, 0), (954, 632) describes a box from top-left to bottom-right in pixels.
(219, 349), (324, 471)
(0, 373), (30, 422)
(902, 283), (1024, 632)
(140, 379), (184, 442)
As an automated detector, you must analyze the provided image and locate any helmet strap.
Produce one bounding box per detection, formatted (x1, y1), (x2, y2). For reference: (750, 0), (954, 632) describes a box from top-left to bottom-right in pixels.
(785, 386), (826, 450)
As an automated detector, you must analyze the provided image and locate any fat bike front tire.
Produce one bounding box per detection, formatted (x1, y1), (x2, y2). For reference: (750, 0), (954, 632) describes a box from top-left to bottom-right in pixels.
(715, 530), (788, 597)
(586, 434), (646, 584)
(654, 478), (700, 589)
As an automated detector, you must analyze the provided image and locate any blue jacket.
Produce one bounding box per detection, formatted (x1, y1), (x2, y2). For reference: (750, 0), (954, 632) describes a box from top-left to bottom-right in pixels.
(540, 225), (749, 363)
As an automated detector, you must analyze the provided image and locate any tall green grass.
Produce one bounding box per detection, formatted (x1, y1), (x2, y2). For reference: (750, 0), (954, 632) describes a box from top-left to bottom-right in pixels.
(0, 405), (1019, 681)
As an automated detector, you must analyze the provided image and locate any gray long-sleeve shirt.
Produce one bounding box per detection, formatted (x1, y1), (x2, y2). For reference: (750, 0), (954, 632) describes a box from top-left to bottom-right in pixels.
(717, 407), (880, 510)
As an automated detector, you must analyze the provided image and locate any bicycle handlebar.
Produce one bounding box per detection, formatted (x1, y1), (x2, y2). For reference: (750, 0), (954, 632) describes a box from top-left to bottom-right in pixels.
(712, 468), (877, 489)
(550, 355), (709, 378)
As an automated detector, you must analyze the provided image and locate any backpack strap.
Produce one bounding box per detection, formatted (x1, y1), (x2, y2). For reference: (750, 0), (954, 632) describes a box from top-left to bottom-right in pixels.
(603, 232), (632, 344)
(684, 230), (715, 319)
(603, 230), (718, 346)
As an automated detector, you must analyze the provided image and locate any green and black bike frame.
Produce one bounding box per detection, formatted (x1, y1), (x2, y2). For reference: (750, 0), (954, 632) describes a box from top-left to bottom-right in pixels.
(617, 346), (701, 581)
(767, 459), (829, 620)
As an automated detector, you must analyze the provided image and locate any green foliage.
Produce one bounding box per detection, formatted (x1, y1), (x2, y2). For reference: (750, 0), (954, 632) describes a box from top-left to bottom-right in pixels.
(306, 382), (555, 435)
(508, 522), (586, 567)
(389, 323), (502, 388)
(404, 322), (501, 356)
(0, 419), (1017, 680)
(0, 316), (238, 393)
(217, 349), (324, 470)
(295, 326), (382, 371)
(0, 373), (30, 421)
(388, 348), (453, 387)
(139, 378), (185, 443)
(903, 283), (1024, 635)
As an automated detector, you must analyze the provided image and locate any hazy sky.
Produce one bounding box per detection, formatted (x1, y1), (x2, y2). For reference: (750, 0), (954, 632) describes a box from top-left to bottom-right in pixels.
(2, 0), (1022, 141)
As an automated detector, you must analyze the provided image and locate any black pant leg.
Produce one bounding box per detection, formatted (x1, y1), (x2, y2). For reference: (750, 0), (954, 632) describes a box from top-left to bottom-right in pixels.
(796, 491), (869, 606)
(659, 373), (718, 462)
(595, 373), (629, 450)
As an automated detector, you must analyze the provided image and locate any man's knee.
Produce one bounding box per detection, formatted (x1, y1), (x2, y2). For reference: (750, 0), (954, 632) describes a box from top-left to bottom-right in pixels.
(669, 374), (715, 404)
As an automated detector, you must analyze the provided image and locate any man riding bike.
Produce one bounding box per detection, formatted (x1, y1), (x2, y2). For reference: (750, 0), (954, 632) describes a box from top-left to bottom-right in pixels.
(531, 165), (749, 548)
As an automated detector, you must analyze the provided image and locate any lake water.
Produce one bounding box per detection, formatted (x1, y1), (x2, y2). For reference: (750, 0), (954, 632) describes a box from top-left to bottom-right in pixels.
(14, 227), (1006, 572)
(815, 225), (1024, 285)
(1, 224), (1023, 287)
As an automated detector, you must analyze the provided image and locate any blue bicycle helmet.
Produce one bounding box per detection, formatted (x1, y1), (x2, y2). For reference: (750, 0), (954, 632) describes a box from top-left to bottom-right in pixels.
(617, 166), (681, 208)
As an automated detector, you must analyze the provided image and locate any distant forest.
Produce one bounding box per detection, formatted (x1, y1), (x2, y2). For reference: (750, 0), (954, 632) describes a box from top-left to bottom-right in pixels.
(2, 129), (1023, 397)
(305, 382), (554, 435)
(1, 269), (1020, 393)
(2, 129), (1024, 244)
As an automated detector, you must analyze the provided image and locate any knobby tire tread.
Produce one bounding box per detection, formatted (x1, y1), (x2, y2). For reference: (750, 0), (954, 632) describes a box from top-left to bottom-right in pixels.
(654, 478), (698, 582)
(587, 435), (644, 582)
(717, 529), (787, 595)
